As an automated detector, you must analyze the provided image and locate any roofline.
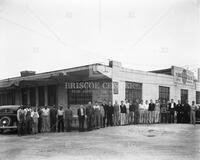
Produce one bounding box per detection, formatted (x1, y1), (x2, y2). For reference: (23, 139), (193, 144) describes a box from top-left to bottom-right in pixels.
(0, 63), (106, 83)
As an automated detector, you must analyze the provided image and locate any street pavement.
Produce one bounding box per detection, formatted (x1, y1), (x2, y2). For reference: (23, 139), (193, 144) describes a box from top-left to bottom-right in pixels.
(0, 124), (199, 160)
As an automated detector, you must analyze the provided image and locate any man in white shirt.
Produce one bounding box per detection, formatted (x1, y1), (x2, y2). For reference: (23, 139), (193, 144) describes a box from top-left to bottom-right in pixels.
(190, 101), (197, 125)
(57, 106), (64, 132)
(125, 99), (130, 125)
(93, 102), (100, 129)
(139, 100), (145, 124)
(41, 106), (50, 132)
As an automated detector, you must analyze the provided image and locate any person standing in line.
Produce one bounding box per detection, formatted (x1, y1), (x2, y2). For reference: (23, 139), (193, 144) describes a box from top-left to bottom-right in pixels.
(50, 105), (57, 132)
(113, 100), (120, 126)
(65, 105), (73, 132)
(38, 106), (43, 133)
(190, 101), (197, 125)
(86, 101), (93, 131)
(41, 106), (50, 132)
(129, 100), (135, 124)
(134, 99), (140, 124)
(17, 106), (26, 136)
(155, 100), (161, 123)
(77, 105), (86, 131)
(125, 99), (130, 125)
(100, 102), (105, 128)
(102, 100), (108, 127)
(139, 100), (145, 124)
(25, 105), (32, 135)
(120, 101), (126, 126)
(57, 106), (64, 132)
(31, 108), (39, 134)
(183, 100), (191, 123)
(160, 99), (168, 123)
(175, 100), (184, 123)
(107, 101), (114, 126)
(93, 102), (101, 129)
(148, 99), (155, 124)
(143, 100), (149, 124)
(168, 99), (176, 123)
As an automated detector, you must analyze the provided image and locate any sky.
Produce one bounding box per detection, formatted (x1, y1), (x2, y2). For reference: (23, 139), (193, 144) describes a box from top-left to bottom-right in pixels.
(0, 0), (199, 79)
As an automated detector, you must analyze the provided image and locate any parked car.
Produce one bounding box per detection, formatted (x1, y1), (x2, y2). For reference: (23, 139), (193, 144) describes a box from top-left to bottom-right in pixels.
(0, 105), (20, 133)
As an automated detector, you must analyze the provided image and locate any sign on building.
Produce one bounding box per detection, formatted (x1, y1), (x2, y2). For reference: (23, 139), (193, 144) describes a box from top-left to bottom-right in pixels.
(172, 66), (194, 85)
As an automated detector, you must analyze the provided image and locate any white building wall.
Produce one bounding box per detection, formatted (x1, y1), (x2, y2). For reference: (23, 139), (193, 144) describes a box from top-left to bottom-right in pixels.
(111, 63), (199, 104)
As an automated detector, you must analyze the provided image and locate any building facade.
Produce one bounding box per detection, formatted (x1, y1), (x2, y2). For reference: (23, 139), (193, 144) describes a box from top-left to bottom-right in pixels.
(0, 61), (200, 114)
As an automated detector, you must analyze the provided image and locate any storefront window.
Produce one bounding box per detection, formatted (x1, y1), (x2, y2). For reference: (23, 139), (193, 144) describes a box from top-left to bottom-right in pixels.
(125, 81), (142, 102)
(159, 86), (170, 102)
(68, 89), (92, 105)
(196, 91), (200, 104)
(48, 85), (57, 106)
(39, 86), (45, 106)
(181, 89), (188, 104)
(0, 90), (15, 106)
(30, 87), (36, 106)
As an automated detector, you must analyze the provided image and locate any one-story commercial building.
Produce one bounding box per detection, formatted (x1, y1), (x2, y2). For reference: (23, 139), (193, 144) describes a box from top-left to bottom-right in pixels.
(0, 60), (200, 114)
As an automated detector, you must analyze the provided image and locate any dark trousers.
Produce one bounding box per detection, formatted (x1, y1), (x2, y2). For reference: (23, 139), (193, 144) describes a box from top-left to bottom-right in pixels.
(103, 116), (106, 127)
(183, 112), (190, 123)
(134, 110), (139, 124)
(38, 118), (42, 133)
(58, 116), (64, 132)
(50, 118), (57, 132)
(18, 122), (25, 136)
(78, 116), (85, 131)
(87, 115), (93, 131)
(161, 113), (168, 123)
(169, 111), (174, 123)
(65, 119), (72, 132)
(177, 112), (183, 123)
(107, 114), (113, 126)
(25, 119), (32, 134)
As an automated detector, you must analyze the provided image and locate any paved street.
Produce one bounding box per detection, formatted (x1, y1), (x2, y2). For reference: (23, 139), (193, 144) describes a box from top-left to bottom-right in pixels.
(0, 124), (200, 160)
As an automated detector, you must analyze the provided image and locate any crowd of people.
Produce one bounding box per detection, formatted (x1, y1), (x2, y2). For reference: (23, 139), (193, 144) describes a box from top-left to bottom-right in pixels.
(16, 99), (200, 136)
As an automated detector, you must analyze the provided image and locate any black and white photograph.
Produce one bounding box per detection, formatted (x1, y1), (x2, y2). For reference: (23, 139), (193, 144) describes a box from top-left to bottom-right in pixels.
(0, 0), (200, 160)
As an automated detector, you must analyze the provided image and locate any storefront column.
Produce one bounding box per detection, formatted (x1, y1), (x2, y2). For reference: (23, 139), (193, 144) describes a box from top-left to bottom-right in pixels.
(36, 87), (39, 106)
(27, 88), (30, 106)
(44, 86), (48, 106)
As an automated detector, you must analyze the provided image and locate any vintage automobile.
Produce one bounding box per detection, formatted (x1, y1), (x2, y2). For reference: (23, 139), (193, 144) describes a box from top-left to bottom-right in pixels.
(0, 105), (20, 133)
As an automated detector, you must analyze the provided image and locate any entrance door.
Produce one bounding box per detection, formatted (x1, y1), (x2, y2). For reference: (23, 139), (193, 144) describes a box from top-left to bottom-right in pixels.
(181, 89), (188, 104)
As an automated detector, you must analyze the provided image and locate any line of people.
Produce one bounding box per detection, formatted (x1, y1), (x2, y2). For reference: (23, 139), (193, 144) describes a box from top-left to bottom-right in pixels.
(17, 98), (199, 136)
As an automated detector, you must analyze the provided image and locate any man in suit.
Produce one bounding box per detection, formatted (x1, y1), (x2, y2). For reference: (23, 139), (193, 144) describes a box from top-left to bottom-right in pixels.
(168, 99), (176, 123)
(175, 100), (184, 123)
(183, 100), (191, 123)
(102, 100), (108, 127)
(86, 101), (93, 131)
(50, 105), (57, 132)
(148, 99), (155, 124)
(107, 101), (114, 126)
(134, 99), (140, 124)
(77, 105), (86, 132)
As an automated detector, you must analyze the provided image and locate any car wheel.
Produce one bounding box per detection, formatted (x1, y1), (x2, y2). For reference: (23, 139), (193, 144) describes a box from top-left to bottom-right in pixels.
(0, 116), (11, 127)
